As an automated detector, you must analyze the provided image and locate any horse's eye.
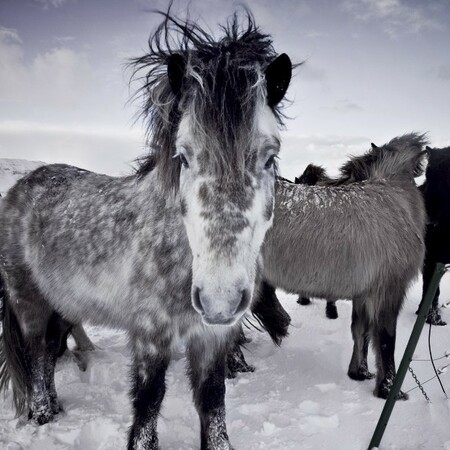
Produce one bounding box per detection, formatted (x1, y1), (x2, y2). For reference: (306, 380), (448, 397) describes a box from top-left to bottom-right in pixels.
(264, 155), (276, 170)
(179, 153), (189, 169)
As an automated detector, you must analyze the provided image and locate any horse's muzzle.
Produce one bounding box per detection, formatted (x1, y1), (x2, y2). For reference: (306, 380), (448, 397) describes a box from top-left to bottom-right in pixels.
(192, 286), (251, 325)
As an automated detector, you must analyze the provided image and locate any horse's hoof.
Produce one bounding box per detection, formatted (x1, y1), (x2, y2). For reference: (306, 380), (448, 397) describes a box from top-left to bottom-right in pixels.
(325, 304), (338, 319)
(416, 308), (447, 326)
(72, 350), (90, 371)
(374, 384), (408, 400)
(28, 409), (53, 425)
(226, 363), (255, 378)
(348, 368), (375, 381)
(426, 309), (447, 326)
(240, 363), (255, 373)
(298, 297), (311, 305)
(50, 400), (63, 415)
(202, 440), (233, 450)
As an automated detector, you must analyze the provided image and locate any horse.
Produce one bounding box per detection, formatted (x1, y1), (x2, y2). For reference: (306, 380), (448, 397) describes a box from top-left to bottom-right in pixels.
(252, 133), (427, 399)
(294, 164), (339, 319)
(0, 11), (292, 450)
(416, 145), (450, 326)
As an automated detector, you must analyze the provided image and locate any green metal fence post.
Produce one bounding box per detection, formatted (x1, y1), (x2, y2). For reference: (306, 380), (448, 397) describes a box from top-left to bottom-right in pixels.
(368, 262), (447, 450)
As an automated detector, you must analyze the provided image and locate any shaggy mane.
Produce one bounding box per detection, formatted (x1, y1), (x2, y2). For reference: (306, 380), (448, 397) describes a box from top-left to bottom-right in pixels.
(295, 133), (429, 187)
(339, 132), (428, 183)
(130, 9), (286, 191)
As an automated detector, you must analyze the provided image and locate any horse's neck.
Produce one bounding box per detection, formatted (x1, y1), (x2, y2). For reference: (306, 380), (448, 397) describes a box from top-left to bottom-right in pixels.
(131, 167), (179, 211)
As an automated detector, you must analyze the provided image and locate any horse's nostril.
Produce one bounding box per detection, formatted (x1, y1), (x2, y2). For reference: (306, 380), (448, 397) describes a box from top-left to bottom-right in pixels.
(234, 289), (251, 315)
(192, 286), (203, 313)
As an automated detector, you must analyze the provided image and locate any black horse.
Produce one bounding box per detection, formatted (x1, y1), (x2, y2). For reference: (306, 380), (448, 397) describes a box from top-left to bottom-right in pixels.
(416, 145), (450, 325)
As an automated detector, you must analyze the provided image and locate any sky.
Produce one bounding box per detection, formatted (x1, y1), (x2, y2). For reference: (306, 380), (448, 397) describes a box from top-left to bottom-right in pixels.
(0, 0), (449, 179)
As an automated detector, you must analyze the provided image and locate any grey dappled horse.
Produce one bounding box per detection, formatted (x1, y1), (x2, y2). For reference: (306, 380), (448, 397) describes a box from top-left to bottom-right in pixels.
(256, 134), (427, 399)
(0, 12), (292, 450)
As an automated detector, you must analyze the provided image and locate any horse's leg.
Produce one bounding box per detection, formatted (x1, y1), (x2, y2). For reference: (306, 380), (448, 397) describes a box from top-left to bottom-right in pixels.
(187, 332), (234, 450)
(418, 252), (446, 326)
(55, 322), (95, 371)
(347, 302), (374, 381)
(10, 286), (54, 424)
(70, 324), (96, 372)
(71, 324), (96, 352)
(127, 336), (171, 450)
(45, 312), (72, 414)
(325, 300), (338, 319)
(417, 227), (446, 325)
(372, 303), (407, 400)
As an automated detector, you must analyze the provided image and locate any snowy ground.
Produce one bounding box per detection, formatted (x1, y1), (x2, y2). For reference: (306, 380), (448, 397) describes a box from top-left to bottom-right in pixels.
(1, 275), (450, 450)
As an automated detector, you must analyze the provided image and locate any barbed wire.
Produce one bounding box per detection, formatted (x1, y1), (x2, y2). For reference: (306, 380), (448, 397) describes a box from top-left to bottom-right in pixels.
(405, 363), (450, 396)
(406, 279), (450, 401)
(428, 322), (449, 398)
(407, 366), (431, 402)
(412, 351), (450, 362)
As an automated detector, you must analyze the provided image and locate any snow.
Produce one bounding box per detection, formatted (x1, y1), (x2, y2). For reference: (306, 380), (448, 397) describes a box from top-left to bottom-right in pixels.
(1, 278), (450, 449)
(1, 159), (450, 449)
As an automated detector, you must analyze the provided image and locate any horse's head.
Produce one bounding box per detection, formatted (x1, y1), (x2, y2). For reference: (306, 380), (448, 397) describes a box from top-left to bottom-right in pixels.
(176, 58), (291, 325)
(133, 12), (292, 326)
(295, 164), (328, 186)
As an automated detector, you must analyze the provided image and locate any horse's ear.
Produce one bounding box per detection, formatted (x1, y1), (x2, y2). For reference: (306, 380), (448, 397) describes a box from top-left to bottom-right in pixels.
(371, 143), (378, 149)
(265, 53), (292, 107)
(167, 53), (185, 95)
(425, 145), (432, 151)
(414, 149), (429, 177)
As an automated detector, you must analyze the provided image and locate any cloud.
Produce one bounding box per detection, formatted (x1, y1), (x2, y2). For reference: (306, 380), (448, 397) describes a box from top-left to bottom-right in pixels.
(34, 0), (69, 9)
(278, 132), (370, 180)
(436, 64), (450, 81)
(304, 30), (329, 39)
(322, 99), (364, 112)
(0, 27), (104, 113)
(0, 121), (143, 176)
(298, 63), (328, 83)
(342, 0), (442, 36)
(0, 27), (22, 44)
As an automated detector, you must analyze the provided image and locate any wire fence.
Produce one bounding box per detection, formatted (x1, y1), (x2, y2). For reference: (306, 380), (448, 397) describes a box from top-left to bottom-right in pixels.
(404, 265), (450, 402)
(368, 263), (449, 450)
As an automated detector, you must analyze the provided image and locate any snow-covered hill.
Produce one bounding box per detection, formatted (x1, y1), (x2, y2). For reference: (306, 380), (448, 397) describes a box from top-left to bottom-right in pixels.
(0, 158), (44, 195)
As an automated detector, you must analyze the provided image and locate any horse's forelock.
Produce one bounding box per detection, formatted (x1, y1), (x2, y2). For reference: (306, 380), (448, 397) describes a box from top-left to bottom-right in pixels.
(131, 9), (283, 192)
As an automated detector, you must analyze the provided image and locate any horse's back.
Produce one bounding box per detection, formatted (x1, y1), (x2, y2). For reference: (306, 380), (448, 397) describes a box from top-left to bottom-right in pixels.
(264, 180), (425, 300)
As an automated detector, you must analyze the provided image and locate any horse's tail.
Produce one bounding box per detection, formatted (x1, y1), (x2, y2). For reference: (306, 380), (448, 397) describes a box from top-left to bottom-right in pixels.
(250, 282), (291, 346)
(339, 132), (428, 183)
(0, 274), (28, 416)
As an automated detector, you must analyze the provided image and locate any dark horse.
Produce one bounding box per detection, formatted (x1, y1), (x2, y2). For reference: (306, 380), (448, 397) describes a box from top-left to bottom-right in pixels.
(253, 134), (427, 399)
(416, 145), (450, 326)
(0, 11), (292, 450)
